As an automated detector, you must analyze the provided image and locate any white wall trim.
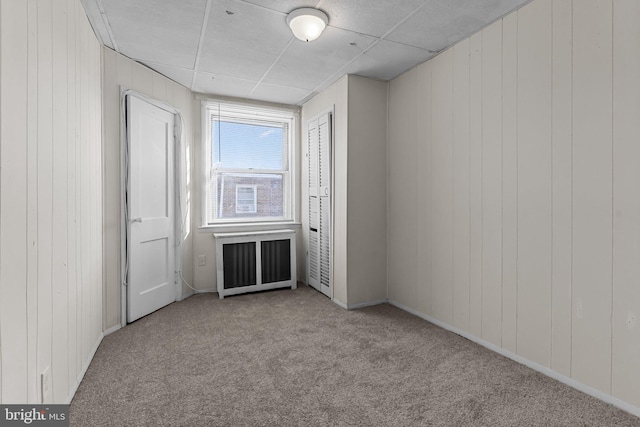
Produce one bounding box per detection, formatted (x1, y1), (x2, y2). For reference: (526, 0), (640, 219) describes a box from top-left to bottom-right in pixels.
(347, 299), (389, 310)
(64, 333), (104, 404)
(332, 298), (388, 310)
(332, 298), (348, 309)
(103, 324), (121, 337)
(388, 299), (640, 419)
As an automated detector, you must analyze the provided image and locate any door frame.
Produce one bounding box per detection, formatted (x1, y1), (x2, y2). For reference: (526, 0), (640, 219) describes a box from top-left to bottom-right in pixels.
(306, 107), (334, 300)
(119, 89), (185, 326)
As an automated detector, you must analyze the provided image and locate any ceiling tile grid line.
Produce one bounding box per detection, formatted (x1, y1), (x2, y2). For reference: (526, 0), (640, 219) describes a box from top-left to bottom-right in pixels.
(82, 0), (533, 105)
(143, 59), (291, 89)
(310, 39), (382, 93)
(191, 0), (215, 90)
(230, 0), (433, 101)
(307, 0), (433, 97)
(377, 0), (430, 41)
(249, 37), (296, 96)
(232, 0), (288, 16)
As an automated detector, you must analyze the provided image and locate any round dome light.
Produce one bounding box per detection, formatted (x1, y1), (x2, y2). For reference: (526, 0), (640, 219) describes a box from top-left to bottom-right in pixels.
(286, 8), (329, 42)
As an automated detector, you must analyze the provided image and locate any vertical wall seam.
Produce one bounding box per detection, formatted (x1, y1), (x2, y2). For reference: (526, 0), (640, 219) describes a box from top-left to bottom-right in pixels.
(550, 0), (555, 370)
(48, 1), (54, 402)
(66, 0), (72, 400)
(569, 0), (574, 379)
(449, 54), (456, 325)
(468, 40), (472, 333)
(514, 9), (519, 356)
(31, 0), (40, 403)
(500, 18), (505, 348)
(385, 76), (390, 302)
(451, 54), (456, 325)
(428, 66), (433, 316)
(0, 0), (3, 405)
(609, 0), (615, 395)
(480, 29), (484, 338)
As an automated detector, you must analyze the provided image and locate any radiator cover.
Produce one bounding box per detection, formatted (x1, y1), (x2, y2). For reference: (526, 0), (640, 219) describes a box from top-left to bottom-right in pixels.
(214, 230), (297, 298)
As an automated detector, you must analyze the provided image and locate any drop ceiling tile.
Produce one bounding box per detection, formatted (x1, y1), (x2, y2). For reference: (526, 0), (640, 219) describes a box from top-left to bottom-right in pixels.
(240, 0), (316, 14)
(103, 0), (206, 69)
(262, 26), (377, 91)
(387, 0), (529, 51)
(344, 40), (434, 81)
(320, 0), (426, 38)
(192, 71), (256, 99)
(83, 0), (534, 105)
(250, 83), (312, 106)
(140, 62), (194, 89)
(197, 0), (294, 81)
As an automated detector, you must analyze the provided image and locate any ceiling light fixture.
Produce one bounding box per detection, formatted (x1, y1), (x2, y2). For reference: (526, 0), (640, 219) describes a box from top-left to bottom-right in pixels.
(286, 8), (328, 42)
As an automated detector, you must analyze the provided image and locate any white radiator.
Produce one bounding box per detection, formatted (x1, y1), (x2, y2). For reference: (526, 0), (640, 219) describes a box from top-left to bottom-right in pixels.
(214, 230), (297, 298)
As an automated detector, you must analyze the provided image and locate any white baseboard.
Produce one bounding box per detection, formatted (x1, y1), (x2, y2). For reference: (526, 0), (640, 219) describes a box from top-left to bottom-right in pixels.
(65, 333), (104, 404)
(103, 324), (121, 336)
(333, 298), (388, 310)
(332, 298), (348, 309)
(347, 299), (389, 310)
(388, 299), (640, 419)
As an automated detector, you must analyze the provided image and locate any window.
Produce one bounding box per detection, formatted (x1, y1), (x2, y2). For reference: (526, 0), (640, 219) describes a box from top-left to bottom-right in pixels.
(203, 101), (294, 224)
(235, 185), (257, 214)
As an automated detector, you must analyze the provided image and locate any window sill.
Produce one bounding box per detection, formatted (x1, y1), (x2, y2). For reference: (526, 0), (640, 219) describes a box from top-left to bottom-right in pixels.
(198, 221), (302, 234)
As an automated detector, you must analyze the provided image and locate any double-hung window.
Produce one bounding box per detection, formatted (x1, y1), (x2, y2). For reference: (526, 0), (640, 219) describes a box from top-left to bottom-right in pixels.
(203, 101), (294, 224)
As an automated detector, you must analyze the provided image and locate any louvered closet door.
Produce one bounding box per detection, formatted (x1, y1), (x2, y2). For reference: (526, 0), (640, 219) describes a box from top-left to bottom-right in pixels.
(307, 113), (332, 298)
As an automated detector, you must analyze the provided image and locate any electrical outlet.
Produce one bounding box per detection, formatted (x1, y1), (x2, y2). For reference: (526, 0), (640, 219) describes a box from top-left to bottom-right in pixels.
(198, 254), (206, 266)
(576, 300), (584, 319)
(628, 312), (637, 330)
(41, 366), (52, 403)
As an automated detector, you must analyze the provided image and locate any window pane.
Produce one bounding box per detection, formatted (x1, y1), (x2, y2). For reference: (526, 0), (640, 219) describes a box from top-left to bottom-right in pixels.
(215, 173), (285, 220)
(205, 101), (294, 224)
(213, 121), (283, 170)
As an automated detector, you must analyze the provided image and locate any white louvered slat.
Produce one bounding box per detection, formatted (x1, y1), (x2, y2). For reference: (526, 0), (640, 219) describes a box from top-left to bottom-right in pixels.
(320, 197), (330, 289)
(319, 117), (330, 189)
(309, 230), (319, 281)
(308, 121), (318, 197)
(309, 196), (319, 230)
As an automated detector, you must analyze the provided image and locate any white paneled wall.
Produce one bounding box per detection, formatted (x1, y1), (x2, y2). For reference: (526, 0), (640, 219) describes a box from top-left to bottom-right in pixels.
(102, 48), (194, 331)
(611, 0), (640, 404)
(301, 75), (387, 307)
(387, 0), (640, 410)
(345, 76), (387, 306)
(0, 0), (103, 403)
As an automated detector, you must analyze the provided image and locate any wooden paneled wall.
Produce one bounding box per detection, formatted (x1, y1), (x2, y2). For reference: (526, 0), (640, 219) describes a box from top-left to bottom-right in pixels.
(0, 0), (103, 403)
(387, 0), (640, 410)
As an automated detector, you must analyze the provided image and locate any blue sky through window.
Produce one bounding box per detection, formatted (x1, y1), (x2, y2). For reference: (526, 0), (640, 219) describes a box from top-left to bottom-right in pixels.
(213, 121), (283, 170)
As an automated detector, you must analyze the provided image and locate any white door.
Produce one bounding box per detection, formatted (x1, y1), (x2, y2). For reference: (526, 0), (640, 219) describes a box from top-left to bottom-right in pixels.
(307, 113), (332, 298)
(127, 96), (176, 322)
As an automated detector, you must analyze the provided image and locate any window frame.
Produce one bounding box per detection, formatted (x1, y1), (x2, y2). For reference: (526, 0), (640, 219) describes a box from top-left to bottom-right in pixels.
(201, 100), (297, 227)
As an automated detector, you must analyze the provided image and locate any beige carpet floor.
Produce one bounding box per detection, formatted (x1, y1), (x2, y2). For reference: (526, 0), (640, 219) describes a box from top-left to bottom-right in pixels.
(70, 285), (640, 426)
